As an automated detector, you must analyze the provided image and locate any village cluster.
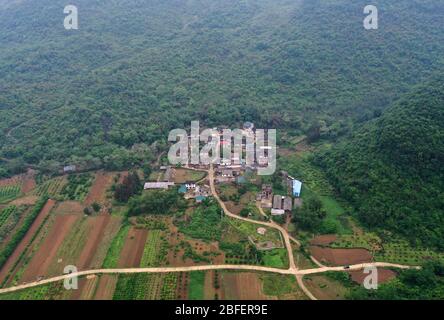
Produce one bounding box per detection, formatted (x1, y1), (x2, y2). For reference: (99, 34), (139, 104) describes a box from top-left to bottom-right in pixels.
(144, 122), (302, 218)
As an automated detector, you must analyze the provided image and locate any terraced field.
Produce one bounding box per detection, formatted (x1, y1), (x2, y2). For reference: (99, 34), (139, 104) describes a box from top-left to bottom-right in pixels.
(332, 233), (444, 265)
(140, 230), (168, 267)
(160, 273), (179, 300)
(0, 206), (27, 243)
(0, 185), (21, 204)
(33, 177), (67, 198)
(113, 273), (164, 300)
(60, 174), (94, 202)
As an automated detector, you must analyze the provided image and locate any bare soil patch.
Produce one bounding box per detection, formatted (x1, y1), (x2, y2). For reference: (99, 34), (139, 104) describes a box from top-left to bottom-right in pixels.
(53, 201), (84, 215)
(70, 276), (99, 300)
(349, 268), (397, 285)
(84, 172), (114, 206)
(21, 213), (79, 282)
(310, 235), (337, 246)
(0, 176), (21, 187)
(21, 172), (36, 194)
(117, 227), (148, 267)
(222, 272), (269, 300)
(309, 246), (373, 266)
(94, 275), (118, 300)
(10, 195), (38, 206)
(77, 215), (111, 269)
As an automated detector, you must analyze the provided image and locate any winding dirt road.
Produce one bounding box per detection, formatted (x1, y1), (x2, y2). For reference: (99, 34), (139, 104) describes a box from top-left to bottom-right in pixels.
(0, 165), (419, 299)
(0, 262), (418, 295)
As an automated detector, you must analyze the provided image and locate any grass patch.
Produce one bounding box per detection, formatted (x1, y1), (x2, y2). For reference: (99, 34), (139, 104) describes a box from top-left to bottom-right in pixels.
(179, 201), (222, 241)
(262, 274), (296, 296)
(102, 224), (130, 268)
(261, 248), (289, 269)
(227, 218), (282, 248)
(188, 271), (205, 300)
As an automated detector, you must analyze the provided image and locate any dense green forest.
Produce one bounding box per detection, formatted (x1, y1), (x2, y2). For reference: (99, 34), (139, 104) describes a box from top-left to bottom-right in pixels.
(316, 78), (444, 249)
(1, 0), (444, 176)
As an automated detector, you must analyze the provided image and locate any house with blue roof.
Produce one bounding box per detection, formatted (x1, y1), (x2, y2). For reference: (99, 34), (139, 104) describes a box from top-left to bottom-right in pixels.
(178, 185), (187, 194)
(292, 180), (302, 197)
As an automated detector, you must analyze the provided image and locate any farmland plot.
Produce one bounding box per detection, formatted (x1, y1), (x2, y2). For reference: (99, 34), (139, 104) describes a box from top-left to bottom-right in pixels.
(60, 174), (93, 202)
(0, 185), (21, 204)
(140, 230), (168, 267)
(113, 273), (164, 300)
(0, 206), (27, 244)
(34, 176), (67, 198)
(0, 282), (67, 300)
(0, 198), (51, 277)
(102, 225), (130, 268)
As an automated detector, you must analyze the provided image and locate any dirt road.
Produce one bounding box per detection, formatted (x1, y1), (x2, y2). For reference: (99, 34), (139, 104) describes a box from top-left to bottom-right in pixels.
(207, 165), (297, 271)
(0, 262), (418, 295)
(0, 167), (420, 299)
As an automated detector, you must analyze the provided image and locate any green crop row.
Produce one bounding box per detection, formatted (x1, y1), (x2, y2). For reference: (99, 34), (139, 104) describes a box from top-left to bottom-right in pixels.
(0, 196), (48, 270)
(0, 185), (21, 203)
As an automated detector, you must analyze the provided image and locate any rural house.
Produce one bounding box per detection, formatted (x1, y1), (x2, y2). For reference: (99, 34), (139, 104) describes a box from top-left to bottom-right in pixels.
(144, 182), (175, 190)
(292, 180), (302, 197)
(63, 165), (76, 173)
(271, 209), (285, 216)
(273, 195), (283, 209)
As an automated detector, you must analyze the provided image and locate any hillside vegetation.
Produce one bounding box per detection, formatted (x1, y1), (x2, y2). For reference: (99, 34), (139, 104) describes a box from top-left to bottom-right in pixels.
(316, 78), (444, 249)
(1, 0), (444, 176)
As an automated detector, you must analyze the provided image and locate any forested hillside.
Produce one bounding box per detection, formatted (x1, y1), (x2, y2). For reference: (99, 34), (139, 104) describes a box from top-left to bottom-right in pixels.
(1, 0), (443, 176)
(316, 78), (444, 249)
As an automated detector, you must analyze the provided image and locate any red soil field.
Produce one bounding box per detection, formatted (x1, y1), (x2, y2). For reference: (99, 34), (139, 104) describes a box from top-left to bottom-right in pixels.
(0, 199), (56, 283)
(222, 273), (269, 300)
(94, 275), (118, 300)
(21, 172), (36, 194)
(77, 215), (111, 269)
(117, 227), (148, 268)
(0, 176), (20, 187)
(310, 234), (337, 246)
(10, 195), (38, 206)
(53, 201), (84, 215)
(84, 172), (114, 206)
(309, 246), (373, 266)
(20, 213), (79, 282)
(349, 269), (397, 285)
(70, 276), (99, 300)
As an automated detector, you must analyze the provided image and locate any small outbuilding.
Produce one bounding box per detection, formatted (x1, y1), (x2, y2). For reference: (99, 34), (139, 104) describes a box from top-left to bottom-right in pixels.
(257, 227), (267, 235)
(271, 209), (285, 216)
(144, 182), (175, 190)
(292, 180), (302, 197)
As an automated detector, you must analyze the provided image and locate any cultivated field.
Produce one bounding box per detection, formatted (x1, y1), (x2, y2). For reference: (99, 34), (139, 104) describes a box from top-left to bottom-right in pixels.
(309, 246), (373, 266)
